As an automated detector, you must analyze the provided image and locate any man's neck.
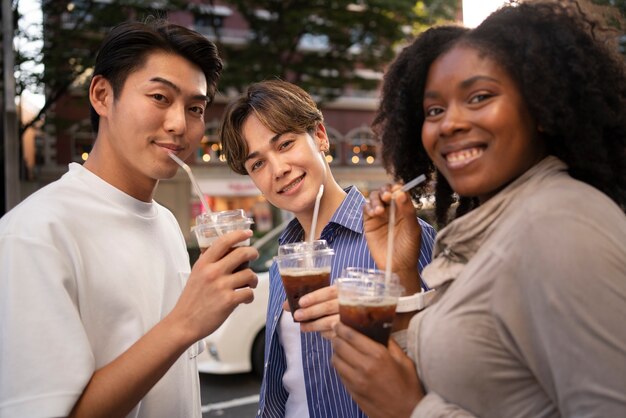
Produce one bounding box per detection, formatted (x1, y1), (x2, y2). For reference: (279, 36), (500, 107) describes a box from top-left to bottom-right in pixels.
(83, 145), (158, 203)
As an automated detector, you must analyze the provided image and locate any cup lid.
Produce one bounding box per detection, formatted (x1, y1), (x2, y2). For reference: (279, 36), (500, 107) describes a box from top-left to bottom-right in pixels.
(195, 209), (254, 230)
(275, 239), (335, 259)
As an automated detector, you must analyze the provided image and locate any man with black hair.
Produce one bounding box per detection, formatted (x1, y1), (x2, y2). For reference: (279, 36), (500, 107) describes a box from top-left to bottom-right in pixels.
(0, 20), (258, 418)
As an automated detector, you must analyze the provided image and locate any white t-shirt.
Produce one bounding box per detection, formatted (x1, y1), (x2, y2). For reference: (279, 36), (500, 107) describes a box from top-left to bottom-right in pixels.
(278, 312), (310, 418)
(0, 163), (201, 418)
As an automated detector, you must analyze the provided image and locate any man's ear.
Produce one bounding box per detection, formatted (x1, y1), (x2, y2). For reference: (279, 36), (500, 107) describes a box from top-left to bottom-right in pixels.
(89, 75), (113, 119)
(315, 123), (330, 152)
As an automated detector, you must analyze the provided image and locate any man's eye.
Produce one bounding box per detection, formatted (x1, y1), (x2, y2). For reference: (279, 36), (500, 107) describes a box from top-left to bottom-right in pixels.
(152, 94), (167, 102)
(279, 140), (294, 150)
(190, 106), (205, 115)
(250, 160), (265, 172)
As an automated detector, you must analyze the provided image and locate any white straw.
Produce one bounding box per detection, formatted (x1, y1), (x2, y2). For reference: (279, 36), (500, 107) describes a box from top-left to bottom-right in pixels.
(399, 174), (427, 194)
(386, 174), (427, 284)
(168, 153), (223, 236)
(385, 199), (396, 284)
(168, 152), (211, 215)
(309, 184), (324, 243)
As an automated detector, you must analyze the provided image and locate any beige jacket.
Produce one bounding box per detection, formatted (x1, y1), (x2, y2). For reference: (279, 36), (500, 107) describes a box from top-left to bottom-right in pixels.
(410, 157), (626, 418)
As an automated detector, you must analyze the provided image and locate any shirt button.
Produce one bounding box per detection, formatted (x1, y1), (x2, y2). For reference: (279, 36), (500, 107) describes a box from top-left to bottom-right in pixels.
(257, 409), (261, 415)
(264, 362), (268, 368)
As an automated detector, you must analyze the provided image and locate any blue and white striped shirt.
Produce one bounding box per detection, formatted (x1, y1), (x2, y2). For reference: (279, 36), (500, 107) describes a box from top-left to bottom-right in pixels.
(257, 186), (436, 418)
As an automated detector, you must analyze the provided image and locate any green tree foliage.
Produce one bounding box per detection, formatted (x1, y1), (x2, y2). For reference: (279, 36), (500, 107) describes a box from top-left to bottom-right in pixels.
(15, 0), (187, 135)
(210, 0), (456, 101)
(13, 0), (457, 136)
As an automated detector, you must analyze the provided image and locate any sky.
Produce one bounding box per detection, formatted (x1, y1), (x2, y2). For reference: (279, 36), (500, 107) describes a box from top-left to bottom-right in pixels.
(462, 0), (508, 28)
(16, 0), (44, 112)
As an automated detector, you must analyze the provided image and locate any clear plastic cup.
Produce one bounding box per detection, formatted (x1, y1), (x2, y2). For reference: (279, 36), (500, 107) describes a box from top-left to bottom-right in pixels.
(337, 269), (404, 346)
(194, 209), (254, 271)
(274, 240), (335, 321)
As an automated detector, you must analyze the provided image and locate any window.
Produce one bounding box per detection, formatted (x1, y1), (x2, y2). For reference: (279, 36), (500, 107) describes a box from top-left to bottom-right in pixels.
(197, 119), (227, 165)
(345, 126), (379, 166)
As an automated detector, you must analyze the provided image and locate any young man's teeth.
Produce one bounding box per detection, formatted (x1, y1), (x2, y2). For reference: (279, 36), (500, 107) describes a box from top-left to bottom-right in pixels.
(447, 147), (483, 163)
(282, 176), (302, 192)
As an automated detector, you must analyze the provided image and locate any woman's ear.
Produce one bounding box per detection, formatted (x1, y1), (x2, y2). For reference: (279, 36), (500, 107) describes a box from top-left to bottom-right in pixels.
(89, 75), (112, 119)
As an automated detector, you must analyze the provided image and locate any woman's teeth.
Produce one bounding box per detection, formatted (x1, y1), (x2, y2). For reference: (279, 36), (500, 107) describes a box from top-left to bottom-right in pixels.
(446, 147), (483, 166)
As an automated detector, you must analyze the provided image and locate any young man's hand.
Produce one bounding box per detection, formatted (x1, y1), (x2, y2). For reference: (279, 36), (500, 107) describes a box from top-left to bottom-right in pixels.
(284, 285), (339, 339)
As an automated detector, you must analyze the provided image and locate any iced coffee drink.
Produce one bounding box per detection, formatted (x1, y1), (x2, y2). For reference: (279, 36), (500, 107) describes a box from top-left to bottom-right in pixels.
(274, 240), (335, 321)
(337, 271), (404, 346)
(194, 209), (254, 272)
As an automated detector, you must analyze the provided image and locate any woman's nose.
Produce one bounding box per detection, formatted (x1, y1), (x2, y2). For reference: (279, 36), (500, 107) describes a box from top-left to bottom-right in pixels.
(439, 103), (469, 137)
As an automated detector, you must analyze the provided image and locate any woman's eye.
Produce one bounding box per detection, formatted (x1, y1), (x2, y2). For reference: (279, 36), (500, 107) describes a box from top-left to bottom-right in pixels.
(469, 93), (492, 104)
(425, 107), (444, 117)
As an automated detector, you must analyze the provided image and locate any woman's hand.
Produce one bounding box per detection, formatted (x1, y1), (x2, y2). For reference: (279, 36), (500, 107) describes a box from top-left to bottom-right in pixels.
(331, 321), (424, 418)
(364, 184), (422, 294)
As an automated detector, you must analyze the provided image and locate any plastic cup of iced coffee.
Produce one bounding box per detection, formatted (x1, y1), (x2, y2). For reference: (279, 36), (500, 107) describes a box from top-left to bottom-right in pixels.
(194, 209), (254, 272)
(337, 269), (404, 346)
(274, 240), (335, 321)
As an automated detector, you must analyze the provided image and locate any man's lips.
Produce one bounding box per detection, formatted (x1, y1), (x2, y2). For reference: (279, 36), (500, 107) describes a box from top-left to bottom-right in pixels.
(155, 142), (185, 153)
(278, 174), (305, 194)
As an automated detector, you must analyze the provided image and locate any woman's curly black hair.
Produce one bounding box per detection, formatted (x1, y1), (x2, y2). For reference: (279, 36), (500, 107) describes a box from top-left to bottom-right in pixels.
(374, 0), (626, 227)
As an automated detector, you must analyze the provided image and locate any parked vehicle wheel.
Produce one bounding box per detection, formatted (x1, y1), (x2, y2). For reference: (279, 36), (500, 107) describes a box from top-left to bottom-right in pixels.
(251, 328), (266, 379)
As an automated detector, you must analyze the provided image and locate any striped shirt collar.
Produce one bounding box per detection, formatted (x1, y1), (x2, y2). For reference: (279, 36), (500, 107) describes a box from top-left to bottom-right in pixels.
(278, 185), (365, 245)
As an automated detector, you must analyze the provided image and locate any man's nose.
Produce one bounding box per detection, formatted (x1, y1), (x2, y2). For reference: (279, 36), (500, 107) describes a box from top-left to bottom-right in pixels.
(270, 154), (291, 180)
(164, 103), (187, 136)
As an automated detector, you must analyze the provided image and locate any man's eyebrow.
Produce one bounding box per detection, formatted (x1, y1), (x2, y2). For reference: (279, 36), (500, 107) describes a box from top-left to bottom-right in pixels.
(149, 77), (210, 103)
(245, 133), (282, 162)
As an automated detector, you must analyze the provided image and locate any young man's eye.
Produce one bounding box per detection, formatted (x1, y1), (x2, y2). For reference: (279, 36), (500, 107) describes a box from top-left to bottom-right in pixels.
(278, 139), (294, 150)
(250, 160), (265, 172)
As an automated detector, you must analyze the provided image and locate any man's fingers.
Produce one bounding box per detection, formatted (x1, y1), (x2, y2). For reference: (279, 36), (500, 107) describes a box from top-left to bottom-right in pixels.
(201, 230), (254, 262)
(298, 285), (337, 308)
(230, 268), (259, 290)
(299, 314), (339, 334)
(294, 299), (338, 322)
(221, 246), (259, 273)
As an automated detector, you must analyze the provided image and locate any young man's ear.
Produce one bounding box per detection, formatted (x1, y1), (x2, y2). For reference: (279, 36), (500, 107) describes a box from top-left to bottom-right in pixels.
(315, 123), (330, 152)
(89, 75), (113, 119)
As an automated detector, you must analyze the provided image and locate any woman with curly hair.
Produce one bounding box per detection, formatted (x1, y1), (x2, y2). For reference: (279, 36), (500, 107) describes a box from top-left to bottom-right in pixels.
(331, 1), (626, 417)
